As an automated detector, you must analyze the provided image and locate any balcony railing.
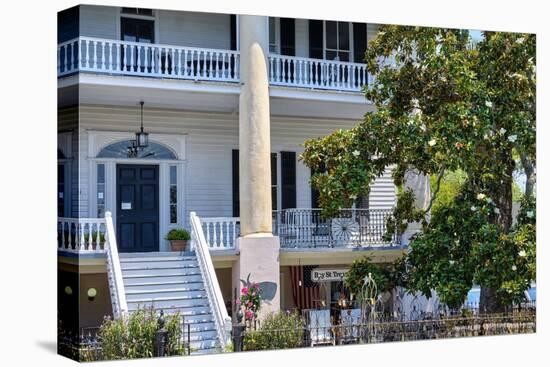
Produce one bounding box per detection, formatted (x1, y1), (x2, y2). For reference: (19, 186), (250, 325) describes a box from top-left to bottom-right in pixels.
(268, 54), (371, 92)
(57, 37), (240, 82)
(58, 217), (107, 253)
(197, 208), (398, 251)
(58, 37), (371, 92)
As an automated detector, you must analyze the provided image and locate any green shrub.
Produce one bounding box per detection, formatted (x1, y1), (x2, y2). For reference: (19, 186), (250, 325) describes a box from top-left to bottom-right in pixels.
(165, 228), (191, 241)
(83, 231), (106, 243)
(243, 311), (304, 351)
(94, 308), (186, 361)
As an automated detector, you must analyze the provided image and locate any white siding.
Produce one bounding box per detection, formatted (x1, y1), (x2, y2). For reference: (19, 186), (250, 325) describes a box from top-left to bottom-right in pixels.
(58, 107), (79, 217)
(79, 5), (118, 40)
(79, 6), (232, 50)
(157, 10), (231, 49)
(78, 105), (396, 223)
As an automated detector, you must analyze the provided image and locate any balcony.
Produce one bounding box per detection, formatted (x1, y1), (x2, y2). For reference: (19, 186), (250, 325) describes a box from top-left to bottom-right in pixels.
(58, 37), (371, 93)
(200, 208), (400, 251)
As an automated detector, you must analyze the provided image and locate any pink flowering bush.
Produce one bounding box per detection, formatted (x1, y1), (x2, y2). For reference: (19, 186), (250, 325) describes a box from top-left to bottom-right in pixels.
(237, 283), (262, 321)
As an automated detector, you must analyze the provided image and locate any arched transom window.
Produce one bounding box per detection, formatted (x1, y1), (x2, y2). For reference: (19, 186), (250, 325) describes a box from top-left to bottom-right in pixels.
(97, 140), (178, 160)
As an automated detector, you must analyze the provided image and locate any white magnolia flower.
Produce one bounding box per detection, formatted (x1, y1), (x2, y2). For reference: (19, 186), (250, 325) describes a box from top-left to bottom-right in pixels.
(402, 219), (408, 224)
(499, 128), (507, 135)
(352, 150), (360, 157)
(428, 139), (437, 146)
(471, 206), (477, 212)
(508, 134), (518, 143)
(477, 193), (486, 200)
(516, 37), (525, 44)
(485, 101), (493, 108)
(494, 207), (500, 215)
(512, 265), (517, 271)
(449, 260), (455, 265)
(518, 250), (527, 258)
(349, 194), (358, 200)
(526, 210), (534, 218)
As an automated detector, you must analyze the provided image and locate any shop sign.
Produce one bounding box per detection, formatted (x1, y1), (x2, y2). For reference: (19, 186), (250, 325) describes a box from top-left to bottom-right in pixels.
(311, 268), (349, 282)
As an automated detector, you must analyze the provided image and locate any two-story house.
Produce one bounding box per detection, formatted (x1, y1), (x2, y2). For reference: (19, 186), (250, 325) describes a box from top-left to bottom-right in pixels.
(57, 5), (407, 354)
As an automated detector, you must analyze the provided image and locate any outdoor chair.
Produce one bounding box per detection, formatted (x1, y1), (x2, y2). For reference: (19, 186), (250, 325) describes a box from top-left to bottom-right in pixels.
(306, 309), (335, 347)
(339, 308), (362, 344)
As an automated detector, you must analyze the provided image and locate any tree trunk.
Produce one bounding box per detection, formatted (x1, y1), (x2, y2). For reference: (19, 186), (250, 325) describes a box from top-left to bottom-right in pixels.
(479, 161), (514, 313)
(520, 154), (535, 198)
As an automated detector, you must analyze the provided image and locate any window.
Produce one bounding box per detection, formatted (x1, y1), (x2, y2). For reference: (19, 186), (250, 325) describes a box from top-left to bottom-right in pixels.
(169, 166), (177, 224)
(58, 164), (65, 217)
(97, 140), (177, 160)
(97, 164), (105, 218)
(121, 8), (154, 17)
(325, 21), (351, 61)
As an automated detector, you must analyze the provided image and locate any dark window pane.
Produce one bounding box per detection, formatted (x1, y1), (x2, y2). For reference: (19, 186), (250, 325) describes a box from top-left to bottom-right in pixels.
(170, 205), (177, 223)
(170, 166), (177, 185)
(338, 22), (350, 50)
(326, 50), (337, 61)
(138, 8), (153, 16)
(271, 153), (277, 186)
(338, 51), (350, 62)
(326, 21), (337, 49)
(121, 7), (138, 14)
(272, 187), (277, 211)
(97, 164), (105, 183)
(97, 140), (176, 160)
(170, 186), (177, 203)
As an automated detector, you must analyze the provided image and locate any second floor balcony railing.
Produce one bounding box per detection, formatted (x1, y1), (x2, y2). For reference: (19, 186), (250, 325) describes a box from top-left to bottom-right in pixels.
(199, 208), (399, 251)
(58, 37), (371, 92)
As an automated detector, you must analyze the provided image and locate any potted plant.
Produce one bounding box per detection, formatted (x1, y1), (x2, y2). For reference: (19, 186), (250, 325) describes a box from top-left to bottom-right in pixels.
(165, 229), (191, 251)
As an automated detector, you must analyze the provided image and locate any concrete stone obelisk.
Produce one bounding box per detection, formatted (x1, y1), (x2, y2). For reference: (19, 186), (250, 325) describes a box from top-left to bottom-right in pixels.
(401, 170), (431, 245)
(232, 15), (280, 320)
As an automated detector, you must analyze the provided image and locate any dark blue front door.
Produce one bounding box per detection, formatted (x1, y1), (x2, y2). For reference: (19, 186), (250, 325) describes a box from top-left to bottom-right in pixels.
(116, 165), (159, 252)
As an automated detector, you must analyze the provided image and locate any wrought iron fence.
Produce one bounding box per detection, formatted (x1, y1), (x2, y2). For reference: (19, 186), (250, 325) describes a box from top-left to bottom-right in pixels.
(237, 312), (535, 351)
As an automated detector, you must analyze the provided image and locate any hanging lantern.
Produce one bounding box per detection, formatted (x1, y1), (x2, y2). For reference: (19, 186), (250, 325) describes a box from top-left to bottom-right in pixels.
(135, 101), (149, 148)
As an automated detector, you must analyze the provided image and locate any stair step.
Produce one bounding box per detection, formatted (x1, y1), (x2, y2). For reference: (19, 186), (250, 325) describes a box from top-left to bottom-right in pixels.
(127, 298), (209, 311)
(120, 255), (196, 263)
(125, 283), (205, 293)
(123, 274), (204, 285)
(189, 338), (219, 353)
(130, 306), (212, 318)
(124, 281), (205, 292)
(119, 251), (195, 258)
(126, 290), (207, 302)
(183, 322), (216, 333)
(185, 330), (219, 342)
(121, 260), (198, 270)
(122, 266), (199, 277)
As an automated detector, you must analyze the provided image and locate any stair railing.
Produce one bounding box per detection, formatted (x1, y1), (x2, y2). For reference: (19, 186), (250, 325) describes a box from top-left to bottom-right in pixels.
(104, 211), (128, 319)
(190, 212), (232, 349)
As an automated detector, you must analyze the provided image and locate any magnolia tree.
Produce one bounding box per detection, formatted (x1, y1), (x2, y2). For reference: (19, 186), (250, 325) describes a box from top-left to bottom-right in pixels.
(301, 27), (536, 312)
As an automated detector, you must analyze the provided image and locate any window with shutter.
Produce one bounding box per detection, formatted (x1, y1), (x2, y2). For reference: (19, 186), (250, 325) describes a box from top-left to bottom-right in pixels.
(281, 152), (296, 209)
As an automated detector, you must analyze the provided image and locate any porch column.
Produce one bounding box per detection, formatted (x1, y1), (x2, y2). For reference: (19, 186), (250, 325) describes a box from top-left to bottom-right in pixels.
(233, 15), (280, 319)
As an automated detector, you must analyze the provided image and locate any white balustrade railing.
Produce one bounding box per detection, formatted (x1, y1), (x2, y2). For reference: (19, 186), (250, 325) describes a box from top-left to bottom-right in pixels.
(58, 37), (240, 82)
(58, 37), (374, 93)
(200, 217), (240, 250)
(104, 212), (128, 319)
(269, 54), (371, 92)
(190, 212), (232, 349)
(57, 217), (107, 253)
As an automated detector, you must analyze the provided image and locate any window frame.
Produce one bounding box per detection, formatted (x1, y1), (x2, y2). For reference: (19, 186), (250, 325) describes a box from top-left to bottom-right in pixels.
(323, 21), (354, 62)
(169, 165), (178, 224)
(117, 7), (158, 44)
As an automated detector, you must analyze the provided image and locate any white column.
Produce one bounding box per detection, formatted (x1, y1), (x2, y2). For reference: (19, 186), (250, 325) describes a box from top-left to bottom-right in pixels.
(238, 15), (272, 237)
(234, 15), (281, 318)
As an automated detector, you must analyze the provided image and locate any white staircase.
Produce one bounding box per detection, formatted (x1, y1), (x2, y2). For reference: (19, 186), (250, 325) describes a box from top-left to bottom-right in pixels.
(103, 211), (231, 356)
(119, 252), (221, 354)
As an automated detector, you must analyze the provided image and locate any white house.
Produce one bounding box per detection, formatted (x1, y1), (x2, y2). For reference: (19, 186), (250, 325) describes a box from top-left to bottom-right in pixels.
(57, 5), (412, 354)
